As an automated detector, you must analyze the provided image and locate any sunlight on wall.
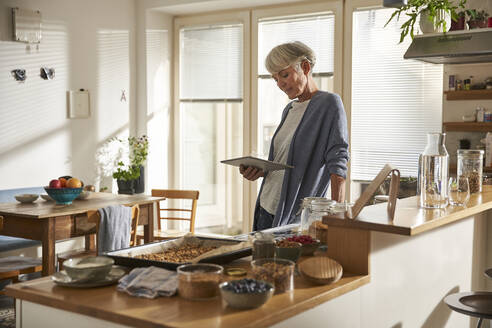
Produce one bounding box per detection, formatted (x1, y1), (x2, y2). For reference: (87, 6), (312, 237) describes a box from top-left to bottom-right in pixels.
(95, 29), (131, 192)
(0, 22), (69, 187)
(146, 29), (170, 195)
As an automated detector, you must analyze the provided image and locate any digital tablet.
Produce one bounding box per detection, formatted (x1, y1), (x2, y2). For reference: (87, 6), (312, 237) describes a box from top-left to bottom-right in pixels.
(221, 156), (294, 172)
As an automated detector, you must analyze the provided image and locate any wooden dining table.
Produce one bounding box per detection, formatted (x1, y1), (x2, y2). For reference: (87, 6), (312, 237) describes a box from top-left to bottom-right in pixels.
(0, 192), (164, 276)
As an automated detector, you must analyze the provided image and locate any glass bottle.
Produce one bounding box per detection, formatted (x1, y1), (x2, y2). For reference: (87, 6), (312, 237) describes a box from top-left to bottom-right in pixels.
(252, 232), (275, 260)
(457, 149), (483, 193)
(418, 133), (449, 208)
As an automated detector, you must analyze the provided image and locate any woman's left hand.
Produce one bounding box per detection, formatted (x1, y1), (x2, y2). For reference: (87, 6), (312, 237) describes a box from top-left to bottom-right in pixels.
(239, 165), (265, 181)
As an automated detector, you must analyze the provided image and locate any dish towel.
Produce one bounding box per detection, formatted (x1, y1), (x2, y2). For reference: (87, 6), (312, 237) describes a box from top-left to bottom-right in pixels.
(117, 266), (178, 298)
(97, 205), (132, 254)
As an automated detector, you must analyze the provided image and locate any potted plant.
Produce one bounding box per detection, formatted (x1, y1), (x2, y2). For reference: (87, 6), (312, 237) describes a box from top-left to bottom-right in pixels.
(110, 135), (149, 195)
(450, 10), (466, 31)
(385, 0), (467, 43)
(466, 9), (489, 29)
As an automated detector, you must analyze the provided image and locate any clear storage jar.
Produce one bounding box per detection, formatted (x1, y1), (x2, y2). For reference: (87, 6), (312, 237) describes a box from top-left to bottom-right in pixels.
(252, 232), (275, 260)
(306, 198), (335, 243)
(299, 197), (335, 235)
(457, 149), (484, 193)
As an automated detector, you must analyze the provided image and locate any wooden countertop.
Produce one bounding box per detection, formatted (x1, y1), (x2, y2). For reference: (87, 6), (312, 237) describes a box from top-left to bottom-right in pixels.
(6, 259), (369, 328)
(323, 185), (492, 236)
(0, 193), (163, 219)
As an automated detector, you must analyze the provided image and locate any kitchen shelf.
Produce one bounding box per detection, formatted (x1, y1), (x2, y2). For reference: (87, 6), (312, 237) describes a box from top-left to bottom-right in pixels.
(443, 122), (492, 132)
(444, 89), (492, 101)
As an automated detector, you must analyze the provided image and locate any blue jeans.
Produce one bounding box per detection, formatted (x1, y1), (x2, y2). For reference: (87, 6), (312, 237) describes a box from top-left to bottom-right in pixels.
(253, 206), (274, 231)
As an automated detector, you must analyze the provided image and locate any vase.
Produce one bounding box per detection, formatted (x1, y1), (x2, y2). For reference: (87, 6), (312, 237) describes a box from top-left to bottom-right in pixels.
(117, 179), (135, 195)
(450, 16), (465, 31)
(133, 165), (145, 194)
(419, 9), (451, 34)
(467, 19), (487, 29)
(418, 133), (449, 209)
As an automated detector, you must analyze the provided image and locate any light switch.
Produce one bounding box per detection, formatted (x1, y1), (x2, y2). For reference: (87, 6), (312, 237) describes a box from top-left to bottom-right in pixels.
(68, 89), (90, 118)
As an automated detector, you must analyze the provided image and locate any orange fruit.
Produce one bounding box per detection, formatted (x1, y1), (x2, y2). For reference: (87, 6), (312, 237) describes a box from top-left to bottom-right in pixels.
(67, 178), (82, 188)
(59, 177), (67, 188)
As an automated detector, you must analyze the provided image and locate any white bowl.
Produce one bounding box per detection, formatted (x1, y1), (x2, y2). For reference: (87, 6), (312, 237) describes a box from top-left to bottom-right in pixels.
(15, 194), (39, 203)
(64, 256), (114, 281)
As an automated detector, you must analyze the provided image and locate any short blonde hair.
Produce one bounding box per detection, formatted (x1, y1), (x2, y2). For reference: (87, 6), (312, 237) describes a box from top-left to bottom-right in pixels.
(265, 41), (316, 75)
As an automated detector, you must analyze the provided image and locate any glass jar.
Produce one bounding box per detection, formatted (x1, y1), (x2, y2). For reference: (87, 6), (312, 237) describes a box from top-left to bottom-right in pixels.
(252, 232), (275, 260)
(457, 149), (483, 193)
(306, 198), (335, 242)
(299, 197), (334, 235)
(418, 133), (449, 208)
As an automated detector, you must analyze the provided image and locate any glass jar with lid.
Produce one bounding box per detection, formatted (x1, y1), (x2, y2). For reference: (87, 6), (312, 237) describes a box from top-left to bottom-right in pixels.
(305, 198), (335, 243)
(252, 232), (275, 260)
(457, 149), (484, 193)
(299, 197), (335, 236)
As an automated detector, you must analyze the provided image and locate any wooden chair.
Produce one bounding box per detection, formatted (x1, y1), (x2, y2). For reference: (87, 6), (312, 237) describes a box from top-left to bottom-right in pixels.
(137, 189), (199, 243)
(0, 216), (42, 293)
(57, 205), (139, 270)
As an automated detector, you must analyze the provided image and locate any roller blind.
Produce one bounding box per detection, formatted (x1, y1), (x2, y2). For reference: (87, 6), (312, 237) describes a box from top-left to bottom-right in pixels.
(258, 14), (334, 75)
(180, 24), (243, 100)
(351, 8), (443, 181)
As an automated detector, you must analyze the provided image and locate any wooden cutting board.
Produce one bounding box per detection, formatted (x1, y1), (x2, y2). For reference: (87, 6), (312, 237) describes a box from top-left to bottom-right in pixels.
(299, 256), (343, 285)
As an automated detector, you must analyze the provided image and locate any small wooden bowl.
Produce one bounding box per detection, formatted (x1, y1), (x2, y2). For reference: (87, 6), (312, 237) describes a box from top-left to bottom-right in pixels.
(299, 256), (343, 285)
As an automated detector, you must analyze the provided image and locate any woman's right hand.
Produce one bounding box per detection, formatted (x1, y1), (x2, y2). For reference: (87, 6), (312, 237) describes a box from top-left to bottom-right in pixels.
(239, 165), (264, 181)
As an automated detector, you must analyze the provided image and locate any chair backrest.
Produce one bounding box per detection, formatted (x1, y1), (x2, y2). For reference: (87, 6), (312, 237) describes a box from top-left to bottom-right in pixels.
(151, 189), (199, 233)
(87, 204), (139, 255)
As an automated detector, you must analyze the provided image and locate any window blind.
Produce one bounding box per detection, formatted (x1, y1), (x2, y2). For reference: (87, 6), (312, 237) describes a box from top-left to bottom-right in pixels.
(351, 9), (443, 181)
(180, 24), (243, 100)
(258, 14), (334, 75)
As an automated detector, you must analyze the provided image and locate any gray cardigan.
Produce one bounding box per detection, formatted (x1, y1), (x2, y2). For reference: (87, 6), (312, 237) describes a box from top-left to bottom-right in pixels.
(253, 91), (349, 229)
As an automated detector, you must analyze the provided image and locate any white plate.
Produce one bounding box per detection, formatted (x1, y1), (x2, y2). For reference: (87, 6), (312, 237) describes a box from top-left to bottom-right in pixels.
(15, 194), (39, 203)
(51, 266), (126, 288)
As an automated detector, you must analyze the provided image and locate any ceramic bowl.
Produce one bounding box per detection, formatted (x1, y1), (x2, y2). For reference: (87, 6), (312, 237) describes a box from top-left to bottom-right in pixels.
(44, 187), (82, 205)
(219, 279), (274, 309)
(63, 256), (114, 281)
(300, 240), (321, 256)
(40, 194), (53, 201)
(274, 242), (302, 263)
(77, 190), (92, 200)
(14, 194), (39, 203)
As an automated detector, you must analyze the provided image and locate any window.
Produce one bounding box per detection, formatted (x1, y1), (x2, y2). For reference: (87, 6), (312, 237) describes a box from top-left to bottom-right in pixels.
(350, 8), (443, 182)
(177, 21), (245, 231)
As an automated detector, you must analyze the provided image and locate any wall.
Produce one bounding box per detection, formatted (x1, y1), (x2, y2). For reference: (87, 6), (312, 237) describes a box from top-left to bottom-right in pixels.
(0, 0), (136, 190)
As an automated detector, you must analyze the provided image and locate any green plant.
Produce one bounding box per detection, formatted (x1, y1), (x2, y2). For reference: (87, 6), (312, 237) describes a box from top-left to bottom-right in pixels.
(111, 135), (149, 181)
(466, 9), (489, 22)
(385, 0), (467, 43)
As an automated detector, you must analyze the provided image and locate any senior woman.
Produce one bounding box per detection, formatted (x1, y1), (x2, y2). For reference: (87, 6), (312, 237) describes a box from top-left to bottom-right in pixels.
(240, 41), (349, 231)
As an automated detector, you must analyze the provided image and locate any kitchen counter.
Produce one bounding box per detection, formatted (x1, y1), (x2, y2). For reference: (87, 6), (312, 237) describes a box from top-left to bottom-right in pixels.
(6, 259), (368, 328)
(6, 188), (492, 327)
(323, 185), (492, 235)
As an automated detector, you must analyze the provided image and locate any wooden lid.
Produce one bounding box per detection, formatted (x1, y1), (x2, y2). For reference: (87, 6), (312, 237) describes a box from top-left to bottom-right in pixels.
(299, 256), (343, 285)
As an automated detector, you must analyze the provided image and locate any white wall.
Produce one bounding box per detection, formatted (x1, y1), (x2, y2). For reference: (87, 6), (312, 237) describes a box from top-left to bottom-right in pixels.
(0, 0), (136, 190)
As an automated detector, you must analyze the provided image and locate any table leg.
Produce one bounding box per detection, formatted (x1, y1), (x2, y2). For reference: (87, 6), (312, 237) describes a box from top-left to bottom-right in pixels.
(144, 203), (154, 243)
(41, 217), (56, 276)
(85, 234), (96, 251)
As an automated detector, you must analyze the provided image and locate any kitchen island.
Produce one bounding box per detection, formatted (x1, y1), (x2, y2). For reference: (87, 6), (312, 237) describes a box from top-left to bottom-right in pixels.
(6, 187), (492, 327)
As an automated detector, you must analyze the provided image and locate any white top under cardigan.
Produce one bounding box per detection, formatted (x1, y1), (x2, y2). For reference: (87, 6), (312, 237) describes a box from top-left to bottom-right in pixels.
(260, 100), (310, 215)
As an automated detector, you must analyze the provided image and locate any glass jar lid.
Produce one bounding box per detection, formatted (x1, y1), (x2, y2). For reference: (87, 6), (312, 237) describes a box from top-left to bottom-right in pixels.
(457, 149), (484, 158)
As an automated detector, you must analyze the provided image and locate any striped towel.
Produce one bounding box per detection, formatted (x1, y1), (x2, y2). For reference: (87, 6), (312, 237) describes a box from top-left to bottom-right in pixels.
(117, 266), (177, 298)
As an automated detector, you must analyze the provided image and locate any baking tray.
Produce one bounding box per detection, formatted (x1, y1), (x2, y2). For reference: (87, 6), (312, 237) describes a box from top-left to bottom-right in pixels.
(105, 236), (252, 270)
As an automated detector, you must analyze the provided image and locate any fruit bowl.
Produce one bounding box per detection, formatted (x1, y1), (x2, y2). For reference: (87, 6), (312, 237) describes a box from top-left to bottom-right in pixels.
(44, 187), (82, 205)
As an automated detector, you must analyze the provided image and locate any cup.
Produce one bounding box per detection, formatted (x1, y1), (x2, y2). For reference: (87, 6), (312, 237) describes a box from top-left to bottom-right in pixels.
(448, 177), (470, 206)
